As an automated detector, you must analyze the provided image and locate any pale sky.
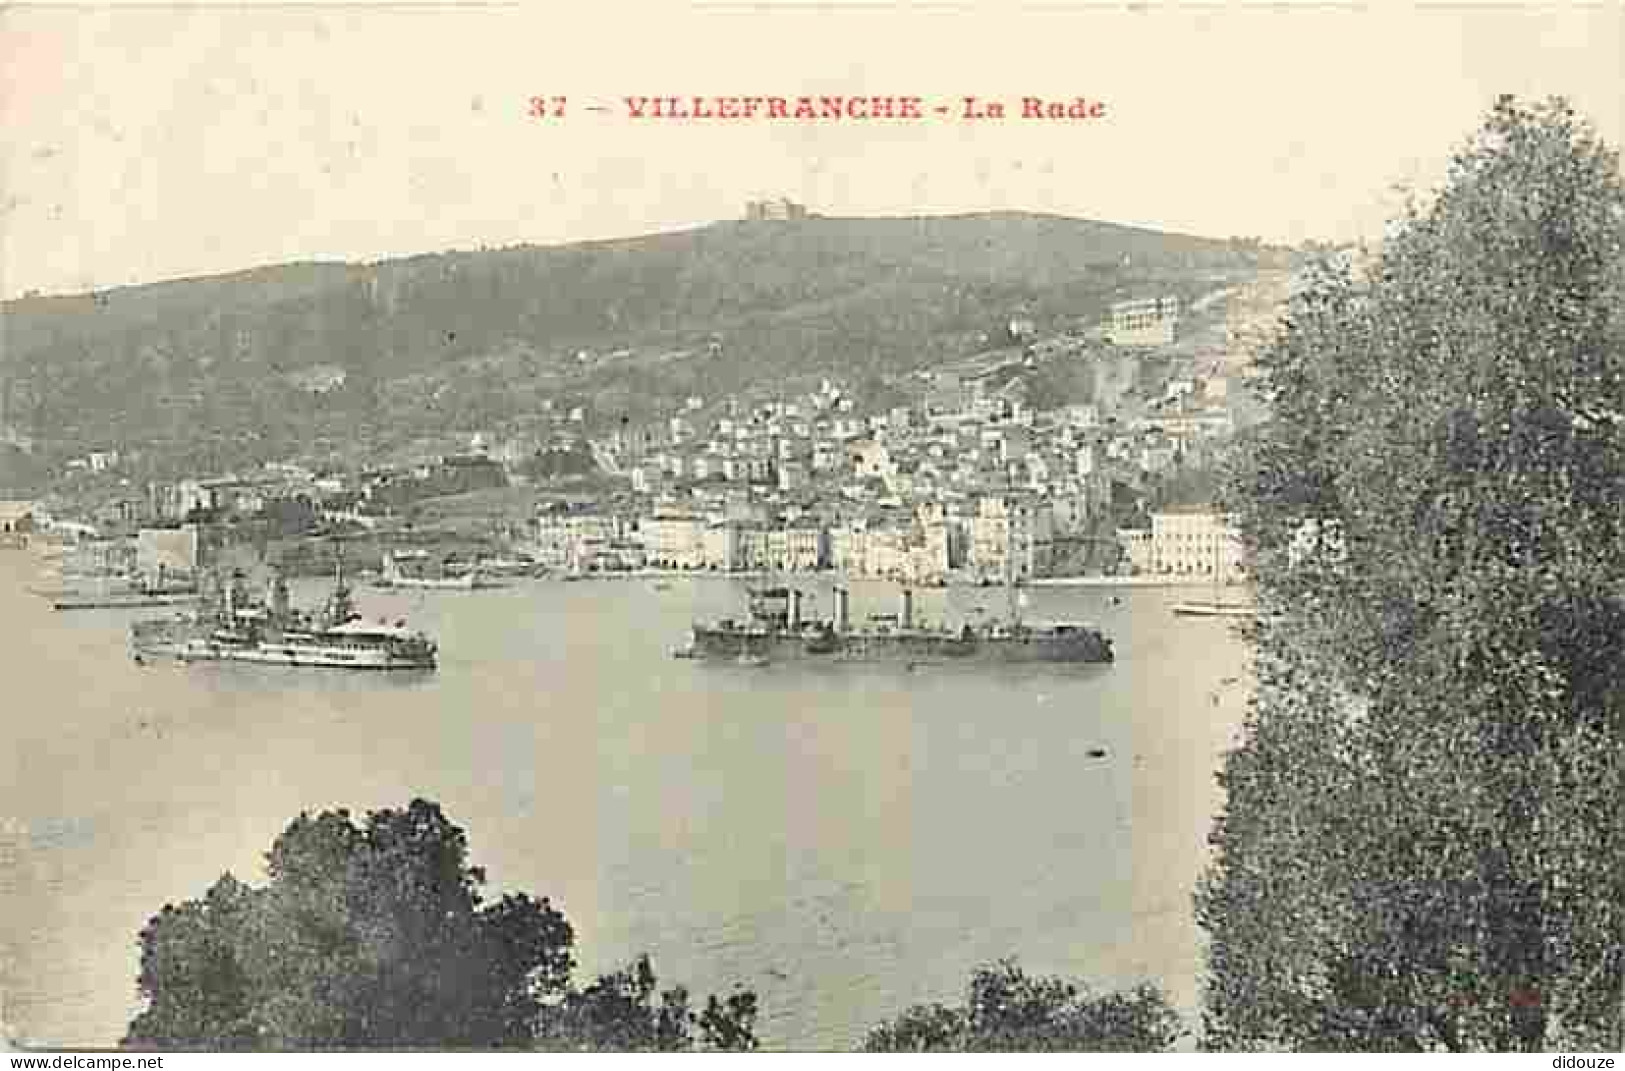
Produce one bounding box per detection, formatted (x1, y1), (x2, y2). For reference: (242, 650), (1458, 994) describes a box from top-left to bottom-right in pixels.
(2, 1), (1622, 299)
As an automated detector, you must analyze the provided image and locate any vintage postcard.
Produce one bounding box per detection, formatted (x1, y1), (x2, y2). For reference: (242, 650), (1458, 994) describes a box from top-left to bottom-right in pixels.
(3, 0), (1623, 1055)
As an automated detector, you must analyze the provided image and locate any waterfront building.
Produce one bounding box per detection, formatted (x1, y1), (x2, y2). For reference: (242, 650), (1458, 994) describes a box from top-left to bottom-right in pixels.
(1117, 526), (1153, 574)
(1150, 506), (1243, 579)
(738, 526), (771, 571)
(829, 522), (869, 576)
(534, 511), (624, 570)
(641, 513), (706, 569)
(702, 523), (744, 572)
(969, 494), (1054, 580)
(780, 523), (827, 572)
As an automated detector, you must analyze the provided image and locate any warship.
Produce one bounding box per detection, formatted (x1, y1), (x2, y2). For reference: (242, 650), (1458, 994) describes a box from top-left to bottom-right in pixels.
(32, 555), (200, 610)
(130, 565), (437, 670)
(35, 578), (200, 611)
(677, 584), (1113, 665)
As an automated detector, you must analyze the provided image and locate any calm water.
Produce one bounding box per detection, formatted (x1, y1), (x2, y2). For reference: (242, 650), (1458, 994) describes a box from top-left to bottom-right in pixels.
(0, 550), (1250, 1050)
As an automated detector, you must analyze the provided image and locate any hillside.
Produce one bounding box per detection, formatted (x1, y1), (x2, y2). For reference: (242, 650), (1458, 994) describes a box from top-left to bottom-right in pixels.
(0, 213), (1283, 480)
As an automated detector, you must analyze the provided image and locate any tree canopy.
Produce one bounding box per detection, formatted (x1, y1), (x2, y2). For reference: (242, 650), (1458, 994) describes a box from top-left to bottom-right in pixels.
(1198, 96), (1625, 1052)
(862, 960), (1183, 1052)
(124, 799), (756, 1051)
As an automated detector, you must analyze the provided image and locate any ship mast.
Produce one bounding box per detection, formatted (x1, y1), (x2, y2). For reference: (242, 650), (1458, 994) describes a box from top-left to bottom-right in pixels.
(325, 537), (356, 626)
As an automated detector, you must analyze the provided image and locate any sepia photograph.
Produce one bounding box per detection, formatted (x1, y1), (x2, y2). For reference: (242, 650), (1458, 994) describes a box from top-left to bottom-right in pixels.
(2, 0), (1623, 1055)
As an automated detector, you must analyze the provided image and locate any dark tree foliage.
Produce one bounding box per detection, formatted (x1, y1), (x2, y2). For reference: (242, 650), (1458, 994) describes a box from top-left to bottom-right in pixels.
(1197, 97), (1625, 1052)
(513, 442), (596, 482)
(123, 799), (756, 1052)
(861, 960), (1183, 1052)
(536, 953), (759, 1052)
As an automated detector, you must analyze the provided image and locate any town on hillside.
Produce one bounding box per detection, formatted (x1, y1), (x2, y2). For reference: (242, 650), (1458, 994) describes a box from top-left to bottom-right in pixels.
(1, 269), (1297, 591)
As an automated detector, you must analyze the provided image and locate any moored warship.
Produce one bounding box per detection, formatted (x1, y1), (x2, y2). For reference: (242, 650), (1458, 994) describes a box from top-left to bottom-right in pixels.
(678, 585), (1113, 665)
(130, 566), (437, 670)
(37, 581), (200, 611)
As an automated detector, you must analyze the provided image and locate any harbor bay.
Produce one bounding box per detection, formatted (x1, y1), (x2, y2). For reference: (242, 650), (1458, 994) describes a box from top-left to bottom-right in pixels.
(0, 551), (1248, 1050)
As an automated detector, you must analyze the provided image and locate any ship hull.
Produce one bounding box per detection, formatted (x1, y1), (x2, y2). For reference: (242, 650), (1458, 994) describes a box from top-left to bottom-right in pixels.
(133, 637), (434, 670)
(369, 577), (478, 591)
(687, 626), (1112, 665)
(46, 591), (199, 611)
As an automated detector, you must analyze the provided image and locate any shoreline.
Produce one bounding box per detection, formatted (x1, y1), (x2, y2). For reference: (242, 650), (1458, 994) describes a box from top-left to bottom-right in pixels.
(554, 568), (1240, 589)
(1027, 575), (1246, 589)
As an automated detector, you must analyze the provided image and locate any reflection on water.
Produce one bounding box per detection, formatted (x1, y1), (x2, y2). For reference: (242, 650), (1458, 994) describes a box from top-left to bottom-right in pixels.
(0, 553), (1250, 1050)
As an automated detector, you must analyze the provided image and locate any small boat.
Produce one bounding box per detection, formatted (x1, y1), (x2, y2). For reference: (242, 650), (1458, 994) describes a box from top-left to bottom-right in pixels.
(473, 557), (542, 581)
(736, 652), (769, 668)
(371, 552), (483, 590)
(1171, 600), (1257, 618)
(651, 580), (673, 592)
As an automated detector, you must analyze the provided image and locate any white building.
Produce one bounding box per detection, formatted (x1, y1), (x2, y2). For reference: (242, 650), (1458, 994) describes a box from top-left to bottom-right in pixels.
(702, 523), (744, 571)
(1066, 404), (1100, 429)
(765, 524), (826, 572)
(1150, 507), (1243, 579)
(534, 511), (624, 570)
(641, 513), (706, 569)
(1107, 296), (1180, 348)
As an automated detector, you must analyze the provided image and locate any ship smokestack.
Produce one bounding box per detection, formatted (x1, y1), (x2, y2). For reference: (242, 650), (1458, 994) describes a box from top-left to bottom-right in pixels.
(834, 587), (850, 634)
(269, 572), (290, 618)
(900, 587), (914, 631)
